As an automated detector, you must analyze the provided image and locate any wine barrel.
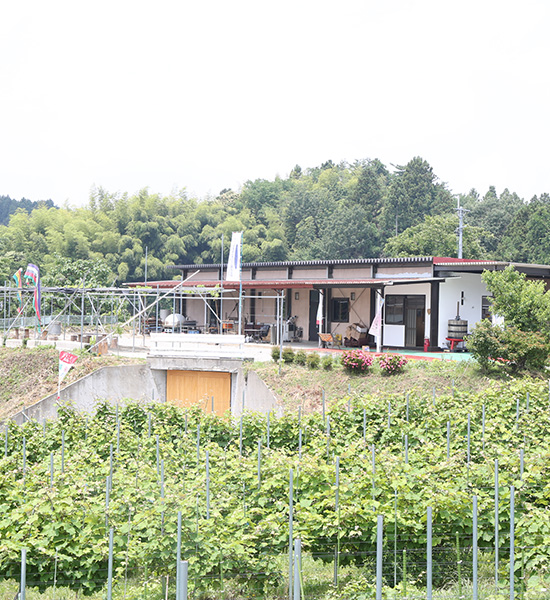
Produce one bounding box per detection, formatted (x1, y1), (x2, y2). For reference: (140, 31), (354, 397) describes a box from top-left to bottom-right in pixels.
(448, 319), (468, 339)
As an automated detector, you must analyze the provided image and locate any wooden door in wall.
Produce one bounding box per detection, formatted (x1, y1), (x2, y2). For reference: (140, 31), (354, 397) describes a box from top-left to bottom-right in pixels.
(166, 370), (231, 416)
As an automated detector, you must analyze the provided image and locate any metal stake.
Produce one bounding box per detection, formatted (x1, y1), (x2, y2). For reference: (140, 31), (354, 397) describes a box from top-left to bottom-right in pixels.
(289, 468), (294, 600)
(176, 511), (182, 594)
(20, 548), (26, 600)
(107, 527), (114, 600)
(510, 486), (515, 600)
(427, 506), (432, 600)
(376, 515), (383, 600)
(206, 451), (210, 519)
(293, 539), (301, 600)
(447, 420), (450, 460)
(473, 495), (478, 600)
(482, 404), (486, 452)
(495, 458), (499, 590)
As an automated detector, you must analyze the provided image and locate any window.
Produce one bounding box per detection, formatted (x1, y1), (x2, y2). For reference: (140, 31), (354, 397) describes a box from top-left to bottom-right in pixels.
(482, 295), (492, 320)
(331, 298), (349, 322)
(385, 295), (405, 324)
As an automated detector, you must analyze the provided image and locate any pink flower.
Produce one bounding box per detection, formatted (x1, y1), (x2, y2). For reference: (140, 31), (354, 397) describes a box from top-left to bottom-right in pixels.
(378, 354), (407, 375)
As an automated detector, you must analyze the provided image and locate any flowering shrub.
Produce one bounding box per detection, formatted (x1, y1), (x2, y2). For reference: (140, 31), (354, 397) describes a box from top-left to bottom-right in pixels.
(341, 349), (373, 373)
(378, 353), (408, 375)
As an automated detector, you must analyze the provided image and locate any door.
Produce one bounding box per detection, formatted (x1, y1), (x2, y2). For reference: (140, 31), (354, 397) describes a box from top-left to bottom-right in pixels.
(166, 370), (231, 415)
(309, 290), (320, 341)
(404, 296), (425, 348)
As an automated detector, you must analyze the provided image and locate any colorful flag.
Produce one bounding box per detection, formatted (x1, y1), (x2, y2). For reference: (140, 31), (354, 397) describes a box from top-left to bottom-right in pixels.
(24, 263), (41, 325)
(226, 232), (243, 281)
(58, 351), (78, 399)
(12, 268), (23, 314)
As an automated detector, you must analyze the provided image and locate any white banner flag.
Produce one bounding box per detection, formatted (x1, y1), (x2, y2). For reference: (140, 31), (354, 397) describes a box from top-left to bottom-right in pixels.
(368, 299), (385, 338)
(58, 351), (78, 399)
(226, 231), (243, 281)
(316, 291), (324, 328)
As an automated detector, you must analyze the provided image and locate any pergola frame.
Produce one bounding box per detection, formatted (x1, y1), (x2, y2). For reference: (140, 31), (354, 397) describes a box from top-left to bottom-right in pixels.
(0, 281), (282, 350)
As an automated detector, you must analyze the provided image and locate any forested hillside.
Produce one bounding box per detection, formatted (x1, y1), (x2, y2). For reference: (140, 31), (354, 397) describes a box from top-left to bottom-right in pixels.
(0, 195), (55, 226)
(0, 156), (547, 285)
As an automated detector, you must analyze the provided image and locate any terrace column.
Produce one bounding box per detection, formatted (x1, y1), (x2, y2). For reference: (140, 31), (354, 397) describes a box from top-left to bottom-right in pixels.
(429, 281), (440, 350)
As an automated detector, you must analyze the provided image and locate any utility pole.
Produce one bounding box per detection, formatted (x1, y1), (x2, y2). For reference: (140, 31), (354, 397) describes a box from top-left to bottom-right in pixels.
(456, 198), (470, 259)
(144, 246), (148, 286)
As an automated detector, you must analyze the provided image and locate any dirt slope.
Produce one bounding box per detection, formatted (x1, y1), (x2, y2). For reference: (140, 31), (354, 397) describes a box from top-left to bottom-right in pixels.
(0, 347), (142, 421)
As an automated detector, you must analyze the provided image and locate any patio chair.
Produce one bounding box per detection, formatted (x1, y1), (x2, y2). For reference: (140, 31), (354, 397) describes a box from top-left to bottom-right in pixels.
(319, 333), (338, 348)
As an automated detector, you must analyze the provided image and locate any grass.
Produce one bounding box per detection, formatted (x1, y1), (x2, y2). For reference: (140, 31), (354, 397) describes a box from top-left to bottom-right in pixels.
(3, 552), (549, 600)
(248, 355), (511, 413)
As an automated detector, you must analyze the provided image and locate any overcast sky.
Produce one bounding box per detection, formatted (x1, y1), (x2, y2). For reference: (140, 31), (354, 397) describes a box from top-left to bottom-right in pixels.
(1, 0), (549, 207)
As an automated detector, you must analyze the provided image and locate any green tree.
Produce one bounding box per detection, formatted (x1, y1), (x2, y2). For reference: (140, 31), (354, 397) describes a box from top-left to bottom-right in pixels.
(316, 204), (381, 259)
(240, 179), (284, 222)
(467, 320), (550, 372)
(285, 187), (335, 253)
(42, 254), (113, 287)
(384, 157), (454, 237)
(482, 265), (550, 334)
(350, 158), (389, 221)
(498, 194), (550, 264)
(383, 215), (490, 258)
(460, 186), (524, 255)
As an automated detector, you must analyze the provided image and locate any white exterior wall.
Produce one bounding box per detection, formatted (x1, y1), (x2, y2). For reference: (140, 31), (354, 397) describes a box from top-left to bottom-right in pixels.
(221, 295), (239, 323)
(255, 269), (287, 281)
(376, 265), (432, 278)
(180, 296), (213, 328)
(332, 266), (373, 278)
(382, 282), (431, 347)
(292, 267), (328, 279)
(290, 289), (309, 336)
(193, 269), (220, 281)
(438, 274), (488, 348)
(252, 290), (279, 323)
(185, 302), (205, 325)
(183, 291), (241, 330)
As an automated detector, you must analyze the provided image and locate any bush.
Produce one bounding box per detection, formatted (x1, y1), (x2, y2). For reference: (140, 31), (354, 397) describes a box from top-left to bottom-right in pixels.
(271, 346), (280, 362)
(341, 349), (373, 373)
(467, 320), (550, 372)
(282, 347), (295, 364)
(306, 353), (320, 369)
(295, 350), (307, 365)
(378, 353), (408, 375)
(321, 354), (334, 370)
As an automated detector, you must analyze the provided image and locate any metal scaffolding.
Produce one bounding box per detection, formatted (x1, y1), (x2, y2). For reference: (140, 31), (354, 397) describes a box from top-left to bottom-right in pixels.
(0, 280), (282, 349)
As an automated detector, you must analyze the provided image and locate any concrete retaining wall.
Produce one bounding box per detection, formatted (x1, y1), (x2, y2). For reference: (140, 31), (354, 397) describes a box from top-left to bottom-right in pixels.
(11, 362), (280, 424)
(12, 364), (158, 425)
(235, 370), (282, 417)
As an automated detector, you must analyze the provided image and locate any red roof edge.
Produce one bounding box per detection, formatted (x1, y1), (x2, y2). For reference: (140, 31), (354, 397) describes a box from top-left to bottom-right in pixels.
(432, 257), (488, 264)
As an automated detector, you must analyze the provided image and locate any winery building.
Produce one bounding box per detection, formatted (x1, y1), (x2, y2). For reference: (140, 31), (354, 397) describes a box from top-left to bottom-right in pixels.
(130, 257), (550, 351)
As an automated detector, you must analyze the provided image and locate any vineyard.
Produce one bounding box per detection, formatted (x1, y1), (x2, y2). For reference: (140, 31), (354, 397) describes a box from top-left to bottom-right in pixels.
(1, 378), (550, 599)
